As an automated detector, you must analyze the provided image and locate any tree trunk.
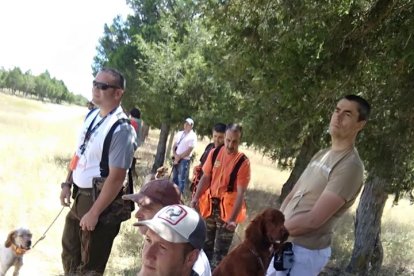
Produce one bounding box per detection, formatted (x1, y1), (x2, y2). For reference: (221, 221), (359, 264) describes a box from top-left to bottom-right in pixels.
(278, 132), (320, 203)
(151, 122), (170, 173)
(166, 130), (175, 161)
(370, 231), (384, 275)
(346, 175), (388, 275)
(141, 122), (150, 144)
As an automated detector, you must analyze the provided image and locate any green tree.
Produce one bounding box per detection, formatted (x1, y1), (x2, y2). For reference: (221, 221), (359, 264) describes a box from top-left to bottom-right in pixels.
(134, 13), (224, 171)
(345, 1), (414, 273)
(4, 67), (24, 94)
(93, 0), (237, 172)
(203, 0), (413, 273)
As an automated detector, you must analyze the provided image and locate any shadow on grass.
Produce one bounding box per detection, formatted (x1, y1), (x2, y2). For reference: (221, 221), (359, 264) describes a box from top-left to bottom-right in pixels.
(320, 212), (413, 275)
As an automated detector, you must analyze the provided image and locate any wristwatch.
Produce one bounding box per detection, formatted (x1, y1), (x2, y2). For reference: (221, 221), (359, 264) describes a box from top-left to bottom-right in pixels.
(61, 182), (72, 189)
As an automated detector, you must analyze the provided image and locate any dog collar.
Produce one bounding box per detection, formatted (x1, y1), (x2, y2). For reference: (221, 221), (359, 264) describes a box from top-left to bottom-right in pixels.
(12, 244), (29, 256)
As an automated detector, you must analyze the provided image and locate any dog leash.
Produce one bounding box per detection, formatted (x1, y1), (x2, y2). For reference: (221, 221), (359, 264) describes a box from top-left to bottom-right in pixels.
(168, 164), (176, 180)
(31, 206), (66, 249)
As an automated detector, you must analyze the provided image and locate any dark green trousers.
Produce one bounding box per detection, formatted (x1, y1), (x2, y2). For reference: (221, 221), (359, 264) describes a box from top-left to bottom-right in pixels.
(61, 189), (121, 275)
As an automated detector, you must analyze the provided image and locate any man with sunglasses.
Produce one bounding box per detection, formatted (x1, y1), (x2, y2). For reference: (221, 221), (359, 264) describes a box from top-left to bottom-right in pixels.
(59, 68), (136, 275)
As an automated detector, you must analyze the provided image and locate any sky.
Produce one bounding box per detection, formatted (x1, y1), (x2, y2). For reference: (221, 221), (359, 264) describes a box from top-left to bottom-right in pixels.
(0, 0), (132, 99)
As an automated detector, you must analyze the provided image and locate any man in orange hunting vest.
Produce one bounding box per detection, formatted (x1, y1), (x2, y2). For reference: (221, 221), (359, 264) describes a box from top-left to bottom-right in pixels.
(191, 123), (251, 270)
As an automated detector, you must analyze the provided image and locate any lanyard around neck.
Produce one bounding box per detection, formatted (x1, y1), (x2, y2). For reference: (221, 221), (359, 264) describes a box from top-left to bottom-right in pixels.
(177, 130), (191, 146)
(79, 107), (117, 155)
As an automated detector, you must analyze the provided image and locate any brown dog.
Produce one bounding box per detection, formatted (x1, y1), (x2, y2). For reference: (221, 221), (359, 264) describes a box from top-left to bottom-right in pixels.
(213, 208), (288, 276)
(143, 166), (170, 184)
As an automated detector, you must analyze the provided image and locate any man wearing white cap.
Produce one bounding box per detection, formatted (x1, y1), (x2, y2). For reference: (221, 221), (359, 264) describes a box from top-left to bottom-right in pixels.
(123, 179), (211, 276)
(172, 118), (197, 193)
(135, 204), (207, 276)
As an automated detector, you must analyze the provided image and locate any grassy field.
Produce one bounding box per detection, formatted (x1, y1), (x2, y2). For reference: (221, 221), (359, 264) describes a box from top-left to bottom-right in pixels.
(0, 92), (413, 275)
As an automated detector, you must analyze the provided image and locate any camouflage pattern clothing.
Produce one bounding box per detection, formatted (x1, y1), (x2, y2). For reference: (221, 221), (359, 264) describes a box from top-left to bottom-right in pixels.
(91, 177), (132, 224)
(204, 199), (235, 270)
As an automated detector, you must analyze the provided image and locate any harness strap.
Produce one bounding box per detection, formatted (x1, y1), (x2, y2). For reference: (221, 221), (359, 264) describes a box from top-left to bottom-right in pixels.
(210, 144), (247, 192)
(99, 117), (135, 211)
(228, 154), (247, 192)
(211, 144), (224, 165)
(248, 247), (265, 271)
(100, 118), (130, 177)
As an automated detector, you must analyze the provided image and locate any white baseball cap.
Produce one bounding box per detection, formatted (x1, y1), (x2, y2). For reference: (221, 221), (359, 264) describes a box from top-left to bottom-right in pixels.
(185, 118), (194, 126)
(134, 204), (206, 249)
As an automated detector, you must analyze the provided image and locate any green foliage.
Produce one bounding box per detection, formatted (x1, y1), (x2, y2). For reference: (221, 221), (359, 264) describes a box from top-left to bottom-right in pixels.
(93, 0), (414, 195)
(201, 0), (414, 195)
(200, 0), (371, 160)
(0, 67), (87, 105)
(354, 2), (414, 196)
(93, 0), (239, 135)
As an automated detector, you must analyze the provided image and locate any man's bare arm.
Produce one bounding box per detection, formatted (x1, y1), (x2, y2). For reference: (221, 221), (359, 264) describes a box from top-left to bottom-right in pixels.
(178, 147), (194, 159)
(284, 190), (345, 236)
(80, 167), (126, 231)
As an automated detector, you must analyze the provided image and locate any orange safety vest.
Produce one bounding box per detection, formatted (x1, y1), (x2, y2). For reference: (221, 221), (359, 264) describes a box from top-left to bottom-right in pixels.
(199, 145), (248, 223)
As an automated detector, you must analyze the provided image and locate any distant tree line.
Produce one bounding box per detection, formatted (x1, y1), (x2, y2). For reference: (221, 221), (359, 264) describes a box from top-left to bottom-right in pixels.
(0, 67), (87, 105)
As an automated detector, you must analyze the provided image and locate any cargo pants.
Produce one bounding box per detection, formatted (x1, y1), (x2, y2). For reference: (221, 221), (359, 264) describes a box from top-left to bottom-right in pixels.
(61, 187), (121, 275)
(203, 198), (235, 271)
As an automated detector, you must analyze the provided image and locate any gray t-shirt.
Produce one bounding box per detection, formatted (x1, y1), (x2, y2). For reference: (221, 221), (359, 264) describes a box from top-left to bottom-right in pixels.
(109, 122), (137, 169)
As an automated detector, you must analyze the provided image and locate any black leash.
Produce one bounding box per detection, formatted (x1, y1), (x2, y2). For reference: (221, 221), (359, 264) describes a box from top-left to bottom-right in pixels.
(31, 206), (66, 249)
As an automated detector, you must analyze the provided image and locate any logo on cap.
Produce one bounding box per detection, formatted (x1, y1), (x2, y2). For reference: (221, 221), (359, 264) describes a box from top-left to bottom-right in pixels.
(158, 205), (187, 225)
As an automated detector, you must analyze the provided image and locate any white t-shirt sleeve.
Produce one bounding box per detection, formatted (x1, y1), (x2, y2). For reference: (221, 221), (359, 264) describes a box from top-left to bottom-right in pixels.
(192, 250), (211, 276)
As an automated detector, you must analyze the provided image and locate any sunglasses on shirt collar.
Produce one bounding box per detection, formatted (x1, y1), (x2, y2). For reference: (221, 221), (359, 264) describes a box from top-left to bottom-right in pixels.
(93, 80), (121, 90)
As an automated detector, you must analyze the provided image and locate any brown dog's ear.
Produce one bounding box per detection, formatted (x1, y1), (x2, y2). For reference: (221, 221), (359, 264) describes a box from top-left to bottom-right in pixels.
(5, 230), (16, 248)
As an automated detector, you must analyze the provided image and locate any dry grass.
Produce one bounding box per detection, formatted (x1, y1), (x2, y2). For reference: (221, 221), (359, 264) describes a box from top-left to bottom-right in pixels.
(0, 92), (413, 275)
(0, 93), (83, 275)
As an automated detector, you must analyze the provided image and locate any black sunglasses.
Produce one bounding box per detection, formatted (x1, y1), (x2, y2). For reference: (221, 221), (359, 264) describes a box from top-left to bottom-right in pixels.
(93, 80), (120, 90)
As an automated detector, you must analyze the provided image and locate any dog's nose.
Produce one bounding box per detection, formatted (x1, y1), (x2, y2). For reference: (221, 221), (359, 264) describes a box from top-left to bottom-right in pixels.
(27, 240), (32, 247)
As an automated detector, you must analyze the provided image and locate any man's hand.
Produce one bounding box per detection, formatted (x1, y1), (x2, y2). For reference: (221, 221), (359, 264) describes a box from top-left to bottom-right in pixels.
(173, 153), (181, 165)
(80, 211), (99, 231)
(60, 186), (71, 207)
(190, 197), (199, 210)
(224, 221), (237, 232)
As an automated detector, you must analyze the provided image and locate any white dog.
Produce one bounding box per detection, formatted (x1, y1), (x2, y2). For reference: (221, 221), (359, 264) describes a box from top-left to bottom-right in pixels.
(0, 228), (32, 276)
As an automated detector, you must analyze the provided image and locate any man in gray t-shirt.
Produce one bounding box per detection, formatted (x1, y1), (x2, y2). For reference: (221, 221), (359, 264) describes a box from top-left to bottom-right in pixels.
(267, 95), (371, 276)
(59, 68), (136, 275)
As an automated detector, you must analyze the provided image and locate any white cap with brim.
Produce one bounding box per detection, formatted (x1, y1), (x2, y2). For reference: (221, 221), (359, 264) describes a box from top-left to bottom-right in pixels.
(185, 118), (194, 126)
(134, 204), (206, 249)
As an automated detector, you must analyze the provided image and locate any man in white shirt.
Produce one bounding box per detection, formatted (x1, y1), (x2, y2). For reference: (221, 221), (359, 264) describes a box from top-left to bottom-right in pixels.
(59, 68), (136, 275)
(172, 118), (197, 193)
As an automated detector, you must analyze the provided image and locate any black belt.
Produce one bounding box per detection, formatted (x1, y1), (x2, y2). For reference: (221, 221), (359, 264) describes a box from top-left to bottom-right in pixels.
(74, 184), (92, 196)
